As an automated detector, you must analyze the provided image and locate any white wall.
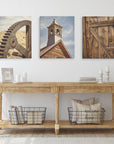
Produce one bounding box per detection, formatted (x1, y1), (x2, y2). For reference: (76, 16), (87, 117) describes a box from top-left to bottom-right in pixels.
(0, 0), (114, 120)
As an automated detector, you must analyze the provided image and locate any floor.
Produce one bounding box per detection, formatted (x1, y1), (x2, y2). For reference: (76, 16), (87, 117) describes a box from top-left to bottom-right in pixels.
(0, 128), (114, 137)
(0, 129), (114, 144)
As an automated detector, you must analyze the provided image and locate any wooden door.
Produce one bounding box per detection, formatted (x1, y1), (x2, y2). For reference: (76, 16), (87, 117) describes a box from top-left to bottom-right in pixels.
(83, 17), (114, 59)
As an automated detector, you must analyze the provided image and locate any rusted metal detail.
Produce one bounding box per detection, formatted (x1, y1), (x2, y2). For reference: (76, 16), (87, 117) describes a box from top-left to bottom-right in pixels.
(0, 20), (31, 58)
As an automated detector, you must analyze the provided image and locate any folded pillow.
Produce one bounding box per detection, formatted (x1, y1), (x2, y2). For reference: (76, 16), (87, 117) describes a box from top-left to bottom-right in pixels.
(17, 106), (24, 124)
(71, 97), (95, 122)
(76, 103), (101, 124)
(9, 106), (18, 125)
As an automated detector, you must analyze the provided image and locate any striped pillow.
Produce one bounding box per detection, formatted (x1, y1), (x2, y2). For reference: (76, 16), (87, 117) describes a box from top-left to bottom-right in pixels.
(76, 103), (101, 124)
(71, 98), (95, 122)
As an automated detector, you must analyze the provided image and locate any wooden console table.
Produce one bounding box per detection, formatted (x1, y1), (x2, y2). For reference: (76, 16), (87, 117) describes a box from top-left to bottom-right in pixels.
(0, 82), (114, 135)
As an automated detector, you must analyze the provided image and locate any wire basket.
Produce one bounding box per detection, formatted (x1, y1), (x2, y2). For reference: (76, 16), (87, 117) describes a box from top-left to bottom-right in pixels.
(9, 107), (47, 125)
(68, 107), (105, 125)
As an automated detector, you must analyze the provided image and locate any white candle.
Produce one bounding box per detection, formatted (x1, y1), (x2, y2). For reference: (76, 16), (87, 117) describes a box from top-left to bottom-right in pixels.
(15, 74), (21, 83)
(22, 72), (27, 82)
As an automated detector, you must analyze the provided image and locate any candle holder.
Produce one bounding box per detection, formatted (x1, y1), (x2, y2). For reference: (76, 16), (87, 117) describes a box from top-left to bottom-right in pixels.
(105, 66), (110, 83)
(98, 73), (103, 83)
(105, 71), (110, 83)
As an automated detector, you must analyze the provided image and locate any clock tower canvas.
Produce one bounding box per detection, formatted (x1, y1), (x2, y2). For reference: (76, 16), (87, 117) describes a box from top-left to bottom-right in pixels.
(40, 16), (74, 58)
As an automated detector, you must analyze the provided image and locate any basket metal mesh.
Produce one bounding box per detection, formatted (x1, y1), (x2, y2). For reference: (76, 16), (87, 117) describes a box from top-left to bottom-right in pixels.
(68, 107), (105, 124)
(9, 107), (47, 125)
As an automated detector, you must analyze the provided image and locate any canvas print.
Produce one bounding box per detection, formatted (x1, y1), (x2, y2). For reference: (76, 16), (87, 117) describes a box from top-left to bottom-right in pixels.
(83, 16), (114, 59)
(0, 16), (31, 58)
(40, 16), (74, 58)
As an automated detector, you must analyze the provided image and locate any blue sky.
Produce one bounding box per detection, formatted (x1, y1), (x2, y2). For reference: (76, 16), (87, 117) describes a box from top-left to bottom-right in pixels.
(0, 16), (31, 32)
(40, 16), (75, 58)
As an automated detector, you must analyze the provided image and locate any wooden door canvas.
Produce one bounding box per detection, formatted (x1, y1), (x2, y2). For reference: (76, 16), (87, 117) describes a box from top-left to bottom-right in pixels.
(0, 16), (31, 58)
(40, 16), (74, 58)
(83, 17), (114, 59)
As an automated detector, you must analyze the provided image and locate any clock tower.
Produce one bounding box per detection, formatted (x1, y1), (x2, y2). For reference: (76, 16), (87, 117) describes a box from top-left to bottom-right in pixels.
(47, 19), (62, 46)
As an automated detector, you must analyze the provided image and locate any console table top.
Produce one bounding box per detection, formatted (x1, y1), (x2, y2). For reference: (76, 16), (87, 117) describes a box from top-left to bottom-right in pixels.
(0, 82), (114, 87)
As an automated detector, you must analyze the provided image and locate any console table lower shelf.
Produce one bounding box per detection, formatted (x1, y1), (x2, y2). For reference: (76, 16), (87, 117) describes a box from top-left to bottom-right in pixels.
(0, 82), (114, 134)
(0, 120), (55, 128)
(0, 120), (114, 129)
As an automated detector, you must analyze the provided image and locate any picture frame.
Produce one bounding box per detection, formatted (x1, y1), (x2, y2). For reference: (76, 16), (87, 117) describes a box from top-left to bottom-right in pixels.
(0, 16), (32, 59)
(1, 68), (14, 83)
(40, 16), (75, 59)
(83, 16), (114, 59)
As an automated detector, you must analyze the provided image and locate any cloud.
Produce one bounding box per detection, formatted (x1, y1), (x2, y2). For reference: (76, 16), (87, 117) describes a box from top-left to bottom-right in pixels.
(63, 25), (73, 38)
(40, 23), (47, 30)
(40, 16), (52, 31)
(40, 40), (47, 49)
(64, 40), (74, 46)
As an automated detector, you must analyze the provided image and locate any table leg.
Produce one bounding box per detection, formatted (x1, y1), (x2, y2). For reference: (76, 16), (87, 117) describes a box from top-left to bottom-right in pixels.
(55, 87), (59, 135)
(0, 92), (2, 130)
(112, 93), (114, 121)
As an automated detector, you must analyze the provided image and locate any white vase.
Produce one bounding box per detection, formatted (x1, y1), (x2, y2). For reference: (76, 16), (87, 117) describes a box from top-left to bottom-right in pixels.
(15, 74), (21, 83)
(98, 70), (103, 83)
(22, 72), (27, 82)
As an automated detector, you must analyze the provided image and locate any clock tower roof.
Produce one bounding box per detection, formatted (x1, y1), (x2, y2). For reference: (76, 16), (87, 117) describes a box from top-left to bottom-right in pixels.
(47, 19), (62, 46)
(52, 18), (57, 24)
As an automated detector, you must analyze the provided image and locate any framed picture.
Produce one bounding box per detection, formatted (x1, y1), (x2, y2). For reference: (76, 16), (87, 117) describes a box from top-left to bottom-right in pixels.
(0, 16), (32, 59)
(1, 68), (14, 83)
(40, 16), (75, 58)
(83, 16), (114, 59)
